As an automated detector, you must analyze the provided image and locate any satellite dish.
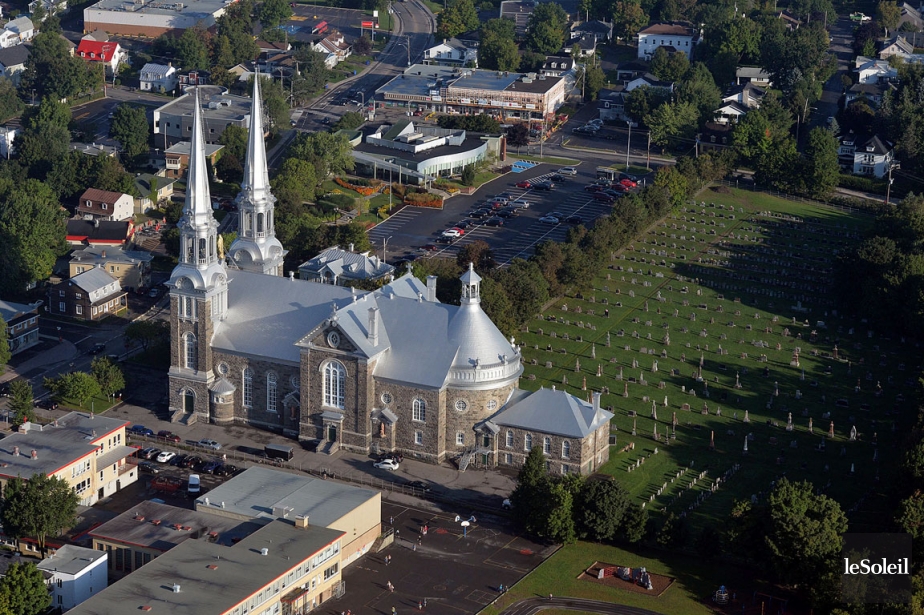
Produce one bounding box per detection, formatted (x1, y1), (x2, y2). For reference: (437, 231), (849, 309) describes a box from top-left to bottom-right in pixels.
(460, 521), (470, 527)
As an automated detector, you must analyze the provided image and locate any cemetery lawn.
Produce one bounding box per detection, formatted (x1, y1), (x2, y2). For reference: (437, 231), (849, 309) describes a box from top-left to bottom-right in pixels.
(519, 186), (904, 536)
(482, 541), (776, 615)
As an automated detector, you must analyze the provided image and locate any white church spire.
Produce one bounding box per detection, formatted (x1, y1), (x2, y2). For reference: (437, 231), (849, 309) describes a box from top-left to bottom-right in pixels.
(227, 74), (287, 276)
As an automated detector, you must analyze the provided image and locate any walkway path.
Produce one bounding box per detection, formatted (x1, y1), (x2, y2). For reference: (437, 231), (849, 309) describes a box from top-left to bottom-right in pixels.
(500, 597), (664, 615)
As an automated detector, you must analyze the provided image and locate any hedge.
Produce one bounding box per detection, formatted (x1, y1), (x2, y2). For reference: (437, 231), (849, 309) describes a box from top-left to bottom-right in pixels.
(837, 173), (887, 195)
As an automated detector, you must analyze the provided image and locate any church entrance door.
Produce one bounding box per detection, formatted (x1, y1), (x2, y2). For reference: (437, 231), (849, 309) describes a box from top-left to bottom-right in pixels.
(327, 425), (337, 442)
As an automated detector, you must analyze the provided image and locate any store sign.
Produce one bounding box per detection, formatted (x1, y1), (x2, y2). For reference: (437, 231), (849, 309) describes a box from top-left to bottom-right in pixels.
(491, 100), (502, 106)
(461, 98), (471, 104)
(361, 20), (374, 27)
(525, 104), (536, 109)
(432, 96), (442, 102)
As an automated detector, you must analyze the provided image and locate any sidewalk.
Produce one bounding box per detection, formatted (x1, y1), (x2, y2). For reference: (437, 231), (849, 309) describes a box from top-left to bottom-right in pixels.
(1, 337), (78, 385)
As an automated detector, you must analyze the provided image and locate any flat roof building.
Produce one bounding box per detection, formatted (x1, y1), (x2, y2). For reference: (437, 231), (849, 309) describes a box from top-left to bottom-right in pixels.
(68, 519), (346, 615)
(153, 85), (252, 147)
(37, 544), (108, 611)
(83, 0), (234, 38)
(193, 466), (380, 568)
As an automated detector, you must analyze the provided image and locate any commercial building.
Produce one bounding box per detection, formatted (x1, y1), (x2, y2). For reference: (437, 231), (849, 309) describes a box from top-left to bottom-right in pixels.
(0, 299), (41, 355)
(0, 413), (138, 507)
(68, 519), (346, 615)
(89, 500), (265, 575)
(194, 466), (381, 568)
(153, 85), (251, 148)
(83, 0), (232, 38)
(37, 545), (107, 611)
(376, 64), (566, 121)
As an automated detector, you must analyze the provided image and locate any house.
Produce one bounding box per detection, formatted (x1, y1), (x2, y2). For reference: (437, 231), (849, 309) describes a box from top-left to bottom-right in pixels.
(37, 545), (107, 611)
(0, 44), (29, 85)
(256, 39), (291, 53)
(312, 30), (351, 67)
(563, 33), (597, 57)
(699, 121), (735, 152)
(423, 38), (477, 67)
(855, 56), (898, 84)
(298, 245), (395, 286)
(69, 245), (153, 292)
(81, 28), (108, 41)
(77, 187), (134, 221)
(133, 173), (176, 212)
(88, 500), (266, 576)
(637, 22), (700, 60)
(67, 520), (345, 615)
(880, 35), (914, 60)
(569, 20), (613, 42)
(540, 55), (575, 77)
(714, 100), (749, 124)
(845, 81), (895, 107)
(722, 82), (764, 109)
(0, 299), (41, 354)
(899, 2), (924, 31)
(843, 134), (896, 178)
(613, 60), (649, 83)
(735, 66), (772, 87)
(48, 266), (126, 321)
(139, 62), (177, 92)
(177, 69), (208, 86)
(29, 0), (68, 20)
(625, 72), (674, 93)
(0, 412), (137, 507)
(0, 17), (34, 48)
(597, 87), (628, 122)
(163, 141), (223, 179)
(66, 219), (132, 247)
(777, 10), (802, 29)
(76, 39), (126, 75)
(0, 125), (17, 158)
(499, 0), (537, 35)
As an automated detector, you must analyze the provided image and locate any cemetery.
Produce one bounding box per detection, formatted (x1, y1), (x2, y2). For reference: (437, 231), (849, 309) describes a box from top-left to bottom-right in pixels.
(518, 187), (908, 534)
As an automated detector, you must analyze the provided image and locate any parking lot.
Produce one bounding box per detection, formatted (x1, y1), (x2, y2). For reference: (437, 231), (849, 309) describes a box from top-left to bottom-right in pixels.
(369, 164), (646, 266)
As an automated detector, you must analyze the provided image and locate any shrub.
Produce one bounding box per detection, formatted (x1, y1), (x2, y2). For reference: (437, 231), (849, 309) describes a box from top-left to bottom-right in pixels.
(403, 191), (443, 208)
(837, 173), (887, 195)
(334, 177), (381, 196)
(461, 164), (476, 186)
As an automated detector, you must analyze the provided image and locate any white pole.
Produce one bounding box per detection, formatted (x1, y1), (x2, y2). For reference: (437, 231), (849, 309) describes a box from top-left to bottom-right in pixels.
(626, 122), (631, 169)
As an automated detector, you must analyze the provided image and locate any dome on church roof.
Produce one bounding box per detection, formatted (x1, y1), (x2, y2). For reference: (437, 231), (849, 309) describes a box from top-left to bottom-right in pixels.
(448, 302), (517, 371)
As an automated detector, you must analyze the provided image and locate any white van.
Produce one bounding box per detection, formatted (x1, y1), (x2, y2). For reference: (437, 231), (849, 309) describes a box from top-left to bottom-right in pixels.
(187, 474), (201, 495)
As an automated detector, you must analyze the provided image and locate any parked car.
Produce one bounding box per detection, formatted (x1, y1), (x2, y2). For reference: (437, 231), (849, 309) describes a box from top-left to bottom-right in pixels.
(157, 430), (181, 443)
(441, 228), (464, 238)
(155, 451), (176, 463)
(510, 200), (530, 209)
(139, 461), (160, 475)
(514, 180), (532, 189)
(469, 209), (490, 219)
(533, 182), (554, 191)
(182, 455), (203, 469)
(619, 173), (638, 182)
(455, 220), (474, 230)
(406, 480), (431, 493)
(496, 209), (517, 219)
(435, 236), (454, 244)
(374, 459), (400, 470)
(214, 463), (240, 477)
(539, 215), (560, 224)
(147, 288), (163, 299)
(609, 183), (630, 192)
(593, 192), (616, 203)
(187, 474), (201, 495)
(549, 174), (566, 182)
(602, 189), (625, 198)
(422, 244), (439, 251)
(197, 439), (221, 451)
(558, 167), (578, 175)
(565, 215), (584, 224)
(619, 178), (638, 188)
(485, 217), (504, 227)
(143, 448), (162, 460)
(171, 453), (189, 467)
(89, 343), (106, 355)
(201, 460), (222, 474)
(37, 399), (59, 410)
(584, 184), (604, 192)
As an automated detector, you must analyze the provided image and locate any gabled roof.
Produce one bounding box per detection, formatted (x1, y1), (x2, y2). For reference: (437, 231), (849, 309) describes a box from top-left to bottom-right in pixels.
(568, 33), (597, 51)
(0, 299), (41, 322)
(638, 21), (696, 36)
(735, 66), (770, 80)
(299, 246), (394, 281)
(494, 388), (613, 438)
(66, 219), (131, 243)
(861, 134), (892, 155)
(140, 62), (175, 77)
(4, 17), (33, 34)
(76, 40), (120, 61)
(0, 43), (29, 67)
(849, 82), (889, 95)
(571, 20), (612, 35)
(882, 35), (914, 54)
(82, 29), (109, 42)
(542, 55), (574, 71)
(79, 187), (128, 205)
(70, 267), (120, 293)
(716, 100), (749, 114)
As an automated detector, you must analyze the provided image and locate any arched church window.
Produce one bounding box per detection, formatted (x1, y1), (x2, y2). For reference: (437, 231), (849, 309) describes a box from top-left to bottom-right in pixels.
(183, 333), (197, 369)
(323, 361), (345, 409)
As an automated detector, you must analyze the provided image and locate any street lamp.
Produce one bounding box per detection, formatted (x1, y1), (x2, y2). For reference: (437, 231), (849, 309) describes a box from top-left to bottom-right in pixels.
(626, 121), (632, 170)
(383, 235), (393, 264)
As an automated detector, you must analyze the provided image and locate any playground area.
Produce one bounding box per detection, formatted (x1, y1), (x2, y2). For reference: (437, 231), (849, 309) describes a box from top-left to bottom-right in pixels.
(580, 561), (674, 597)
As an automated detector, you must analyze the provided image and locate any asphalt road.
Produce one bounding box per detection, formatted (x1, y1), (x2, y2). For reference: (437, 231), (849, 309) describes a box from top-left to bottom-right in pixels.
(369, 164), (650, 266)
(817, 15), (855, 134)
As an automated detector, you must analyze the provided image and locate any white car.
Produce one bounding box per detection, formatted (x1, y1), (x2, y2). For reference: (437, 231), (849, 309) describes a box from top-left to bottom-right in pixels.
(539, 215), (560, 224)
(373, 459), (400, 470)
(511, 200), (530, 209)
(197, 439), (221, 450)
(188, 474), (201, 494)
(155, 451), (176, 463)
(557, 167), (578, 176)
(441, 228), (462, 238)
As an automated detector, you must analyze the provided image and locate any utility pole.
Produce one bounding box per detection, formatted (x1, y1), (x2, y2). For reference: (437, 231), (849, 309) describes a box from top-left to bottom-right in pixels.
(885, 161), (900, 204)
(626, 121), (631, 169)
(647, 131), (651, 170)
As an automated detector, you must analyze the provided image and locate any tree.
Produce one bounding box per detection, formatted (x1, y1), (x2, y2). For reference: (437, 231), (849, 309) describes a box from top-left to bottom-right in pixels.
(437, 0), (479, 39)
(91, 357), (125, 399)
(0, 314), (9, 372)
(585, 65), (607, 101)
(0, 77), (22, 123)
(801, 127), (839, 197)
(612, 0), (648, 41)
(332, 111), (366, 131)
(219, 124), (249, 161)
(286, 131), (355, 179)
(175, 27), (211, 71)
(109, 104), (150, 164)
(15, 98), (72, 178)
(478, 32), (520, 71)
(479, 278), (518, 336)
(125, 320), (169, 352)
(260, 78), (291, 129)
(260, 0), (293, 28)
(657, 512), (689, 547)
(676, 62), (721, 127)
(457, 240), (496, 273)
(44, 372), (101, 407)
(8, 380), (34, 427)
(211, 34), (236, 69)
(0, 474), (79, 553)
(461, 163), (475, 186)
(625, 86), (669, 125)
(492, 259), (549, 328)
(20, 28), (94, 101)
(353, 35), (372, 56)
(510, 446), (549, 535)
(577, 478), (630, 541)
(525, 3), (568, 54)
(619, 503), (648, 543)
(650, 47), (689, 82)
(506, 123), (530, 148)
(645, 101), (698, 147)
(0, 562), (52, 615)
(0, 179), (67, 294)
(481, 17), (515, 40)
(272, 157), (318, 212)
(877, 1), (901, 36)
(544, 480), (577, 544)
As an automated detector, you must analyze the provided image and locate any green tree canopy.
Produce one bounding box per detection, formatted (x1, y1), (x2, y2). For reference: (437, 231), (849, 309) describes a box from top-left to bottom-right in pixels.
(20, 28), (96, 101)
(611, 0), (648, 40)
(0, 77), (22, 124)
(110, 104), (151, 164)
(125, 320), (169, 352)
(8, 380), (34, 427)
(584, 64), (607, 101)
(219, 124), (249, 160)
(0, 178), (67, 294)
(286, 131), (355, 179)
(0, 474), (79, 553)
(44, 371), (101, 407)
(801, 126), (839, 197)
(91, 356), (125, 399)
(260, 0), (293, 28)
(16, 98), (72, 178)
(478, 31), (520, 71)
(577, 478), (630, 541)
(272, 157), (318, 213)
(649, 47), (690, 82)
(676, 62), (721, 128)
(332, 111), (366, 131)
(525, 3), (568, 54)
(0, 562), (52, 615)
(481, 17), (515, 40)
(437, 0), (480, 39)
(645, 100), (698, 147)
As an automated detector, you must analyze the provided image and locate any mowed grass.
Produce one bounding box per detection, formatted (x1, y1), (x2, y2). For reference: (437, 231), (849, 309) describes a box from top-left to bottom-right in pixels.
(518, 187), (909, 536)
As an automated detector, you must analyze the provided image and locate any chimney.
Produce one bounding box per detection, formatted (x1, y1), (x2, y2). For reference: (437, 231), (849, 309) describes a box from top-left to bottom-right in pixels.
(368, 307), (379, 346)
(289, 271), (295, 281)
(260, 548), (269, 556)
(593, 391), (601, 414)
(295, 515), (309, 528)
(30, 449), (37, 460)
(101, 250), (106, 258)
(348, 243), (354, 252)
(426, 275), (437, 302)
(12, 446), (19, 456)
(172, 584), (181, 593)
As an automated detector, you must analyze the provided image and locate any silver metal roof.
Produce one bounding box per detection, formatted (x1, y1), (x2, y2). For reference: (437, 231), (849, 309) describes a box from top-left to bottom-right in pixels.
(37, 544), (104, 576)
(494, 388), (613, 438)
(70, 267), (119, 294)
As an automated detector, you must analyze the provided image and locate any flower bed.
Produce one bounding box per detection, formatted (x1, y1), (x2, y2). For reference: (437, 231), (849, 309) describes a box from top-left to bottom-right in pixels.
(335, 177), (383, 196)
(403, 191), (443, 208)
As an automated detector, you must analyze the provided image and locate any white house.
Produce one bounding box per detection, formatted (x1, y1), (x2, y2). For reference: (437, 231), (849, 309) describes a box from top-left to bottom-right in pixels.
(714, 100), (749, 124)
(851, 135), (895, 178)
(37, 545), (108, 611)
(312, 30), (351, 68)
(722, 82), (764, 109)
(569, 20), (613, 42)
(0, 44), (28, 85)
(76, 39), (127, 76)
(845, 81), (894, 107)
(0, 16), (33, 48)
(855, 56), (898, 84)
(77, 187), (134, 221)
(423, 38), (477, 67)
(637, 21), (700, 60)
(625, 72), (674, 93)
(139, 62), (177, 92)
(879, 35), (913, 60)
(563, 33), (597, 57)
(735, 66), (771, 87)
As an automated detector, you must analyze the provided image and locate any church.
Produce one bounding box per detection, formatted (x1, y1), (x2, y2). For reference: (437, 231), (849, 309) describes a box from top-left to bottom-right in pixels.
(166, 78), (612, 475)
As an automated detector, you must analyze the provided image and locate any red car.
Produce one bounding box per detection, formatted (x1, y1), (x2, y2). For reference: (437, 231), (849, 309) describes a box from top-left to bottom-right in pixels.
(609, 182), (630, 192)
(157, 430), (181, 443)
(620, 178), (637, 188)
(584, 184), (604, 192)
(422, 244), (439, 251)
(515, 180), (532, 189)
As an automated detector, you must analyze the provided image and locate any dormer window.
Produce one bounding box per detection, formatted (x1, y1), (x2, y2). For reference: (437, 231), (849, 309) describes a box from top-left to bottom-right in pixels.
(85, 200), (91, 207)
(102, 203), (108, 210)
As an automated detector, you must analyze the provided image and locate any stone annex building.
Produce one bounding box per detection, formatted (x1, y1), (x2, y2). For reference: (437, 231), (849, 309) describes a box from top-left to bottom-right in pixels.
(167, 78), (613, 475)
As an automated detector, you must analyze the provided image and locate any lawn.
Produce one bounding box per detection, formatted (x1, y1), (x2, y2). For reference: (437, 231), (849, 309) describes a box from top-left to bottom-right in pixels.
(421, 0), (443, 13)
(481, 540), (784, 615)
(517, 186), (903, 536)
(58, 394), (119, 414)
